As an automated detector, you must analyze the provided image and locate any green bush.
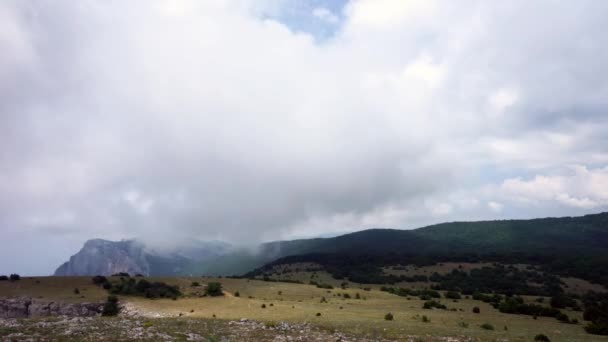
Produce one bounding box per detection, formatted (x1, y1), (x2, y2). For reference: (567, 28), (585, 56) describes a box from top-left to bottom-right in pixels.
(480, 323), (494, 330)
(445, 291), (462, 299)
(534, 334), (551, 341)
(423, 300), (447, 310)
(205, 282), (223, 297)
(422, 315), (430, 323)
(102, 295), (120, 316)
(473, 306), (480, 313)
(585, 321), (608, 335)
(92, 275), (108, 285)
(191, 281), (200, 287)
(107, 278), (181, 299)
(384, 312), (394, 321)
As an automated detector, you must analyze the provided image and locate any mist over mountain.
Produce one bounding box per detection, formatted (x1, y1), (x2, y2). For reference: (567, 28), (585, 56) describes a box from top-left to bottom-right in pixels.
(54, 239), (231, 276)
(56, 212), (608, 282)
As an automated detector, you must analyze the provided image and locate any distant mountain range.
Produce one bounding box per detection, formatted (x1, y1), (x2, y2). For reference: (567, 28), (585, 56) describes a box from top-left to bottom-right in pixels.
(55, 212), (608, 282)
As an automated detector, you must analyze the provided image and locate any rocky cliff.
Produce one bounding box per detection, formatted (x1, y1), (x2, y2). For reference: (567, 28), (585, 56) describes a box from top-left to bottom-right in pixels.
(54, 239), (149, 276)
(54, 239), (231, 276)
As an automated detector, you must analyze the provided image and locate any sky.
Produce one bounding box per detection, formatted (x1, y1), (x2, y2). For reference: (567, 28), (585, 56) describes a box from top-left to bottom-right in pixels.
(1, 0), (608, 275)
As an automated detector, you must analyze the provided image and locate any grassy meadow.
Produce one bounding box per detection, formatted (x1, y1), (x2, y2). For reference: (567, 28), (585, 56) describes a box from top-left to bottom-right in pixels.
(2, 275), (608, 341)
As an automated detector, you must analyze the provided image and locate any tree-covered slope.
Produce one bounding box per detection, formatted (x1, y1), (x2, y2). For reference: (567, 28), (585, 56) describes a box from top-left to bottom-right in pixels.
(214, 213), (608, 283)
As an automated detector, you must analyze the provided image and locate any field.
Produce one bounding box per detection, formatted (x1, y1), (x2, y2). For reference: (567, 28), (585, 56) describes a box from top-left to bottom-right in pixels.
(2, 275), (608, 341)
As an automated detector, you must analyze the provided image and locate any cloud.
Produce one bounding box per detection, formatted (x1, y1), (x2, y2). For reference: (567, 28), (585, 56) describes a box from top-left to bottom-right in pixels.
(1, 0), (608, 274)
(312, 7), (339, 24)
(499, 166), (608, 209)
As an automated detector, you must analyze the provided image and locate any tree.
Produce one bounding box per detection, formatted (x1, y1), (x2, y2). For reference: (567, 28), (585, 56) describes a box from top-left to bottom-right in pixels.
(9, 274), (20, 281)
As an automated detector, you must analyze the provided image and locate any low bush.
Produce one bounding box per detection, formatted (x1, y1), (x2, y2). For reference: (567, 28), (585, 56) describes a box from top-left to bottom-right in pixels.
(384, 312), (394, 321)
(445, 291), (462, 299)
(102, 295), (120, 316)
(205, 282), (223, 297)
(423, 300), (447, 310)
(9, 274), (20, 281)
(472, 306), (480, 313)
(480, 323), (494, 330)
(534, 334), (551, 342)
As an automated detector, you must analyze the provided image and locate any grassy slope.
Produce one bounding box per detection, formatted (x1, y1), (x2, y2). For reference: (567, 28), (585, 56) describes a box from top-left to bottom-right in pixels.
(2, 276), (608, 341)
(130, 277), (606, 342)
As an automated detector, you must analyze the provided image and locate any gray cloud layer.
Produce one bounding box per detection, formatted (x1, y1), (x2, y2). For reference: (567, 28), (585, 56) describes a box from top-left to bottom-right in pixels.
(1, 0), (608, 274)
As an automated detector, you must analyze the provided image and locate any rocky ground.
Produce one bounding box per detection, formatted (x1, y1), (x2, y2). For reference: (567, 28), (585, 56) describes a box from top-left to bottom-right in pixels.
(0, 316), (478, 342)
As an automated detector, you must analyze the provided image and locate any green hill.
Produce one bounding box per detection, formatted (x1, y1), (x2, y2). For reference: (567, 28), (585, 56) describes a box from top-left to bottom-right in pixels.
(196, 212), (608, 286)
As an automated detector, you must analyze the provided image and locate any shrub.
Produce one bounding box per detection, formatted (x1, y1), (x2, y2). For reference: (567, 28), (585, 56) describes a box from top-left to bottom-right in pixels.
(73, 288), (80, 295)
(445, 291), (462, 299)
(534, 334), (551, 342)
(9, 274), (20, 281)
(585, 321), (608, 335)
(356, 293), (361, 299)
(316, 312), (321, 316)
(92, 275), (108, 285)
(423, 300), (447, 310)
(205, 282), (223, 297)
(316, 283), (333, 289)
(384, 312), (394, 321)
(108, 278), (181, 299)
(102, 295), (120, 316)
(111, 272), (130, 277)
(480, 323), (494, 330)
(343, 293), (351, 299)
(0, 275), (8, 281)
(473, 306), (480, 313)
(234, 291), (240, 297)
(555, 312), (570, 323)
(422, 315), (430, 323)
(458, 321), (469, 328)
(191, 281), (200, 287)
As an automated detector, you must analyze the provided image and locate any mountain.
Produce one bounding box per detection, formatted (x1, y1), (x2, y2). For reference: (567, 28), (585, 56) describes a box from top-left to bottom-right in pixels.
(54, 239), (231, 276)
(55, 212), (608, 280)
(195, 212), (608, 281)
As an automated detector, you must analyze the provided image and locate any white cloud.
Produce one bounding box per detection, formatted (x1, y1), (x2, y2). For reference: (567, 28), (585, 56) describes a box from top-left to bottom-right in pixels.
(1, 0), (608, 274)
(487, 201), (504, 213)
(345, 0), (437, 30)
(499, 166), (608, 209)
(312, 7), (338, 24)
